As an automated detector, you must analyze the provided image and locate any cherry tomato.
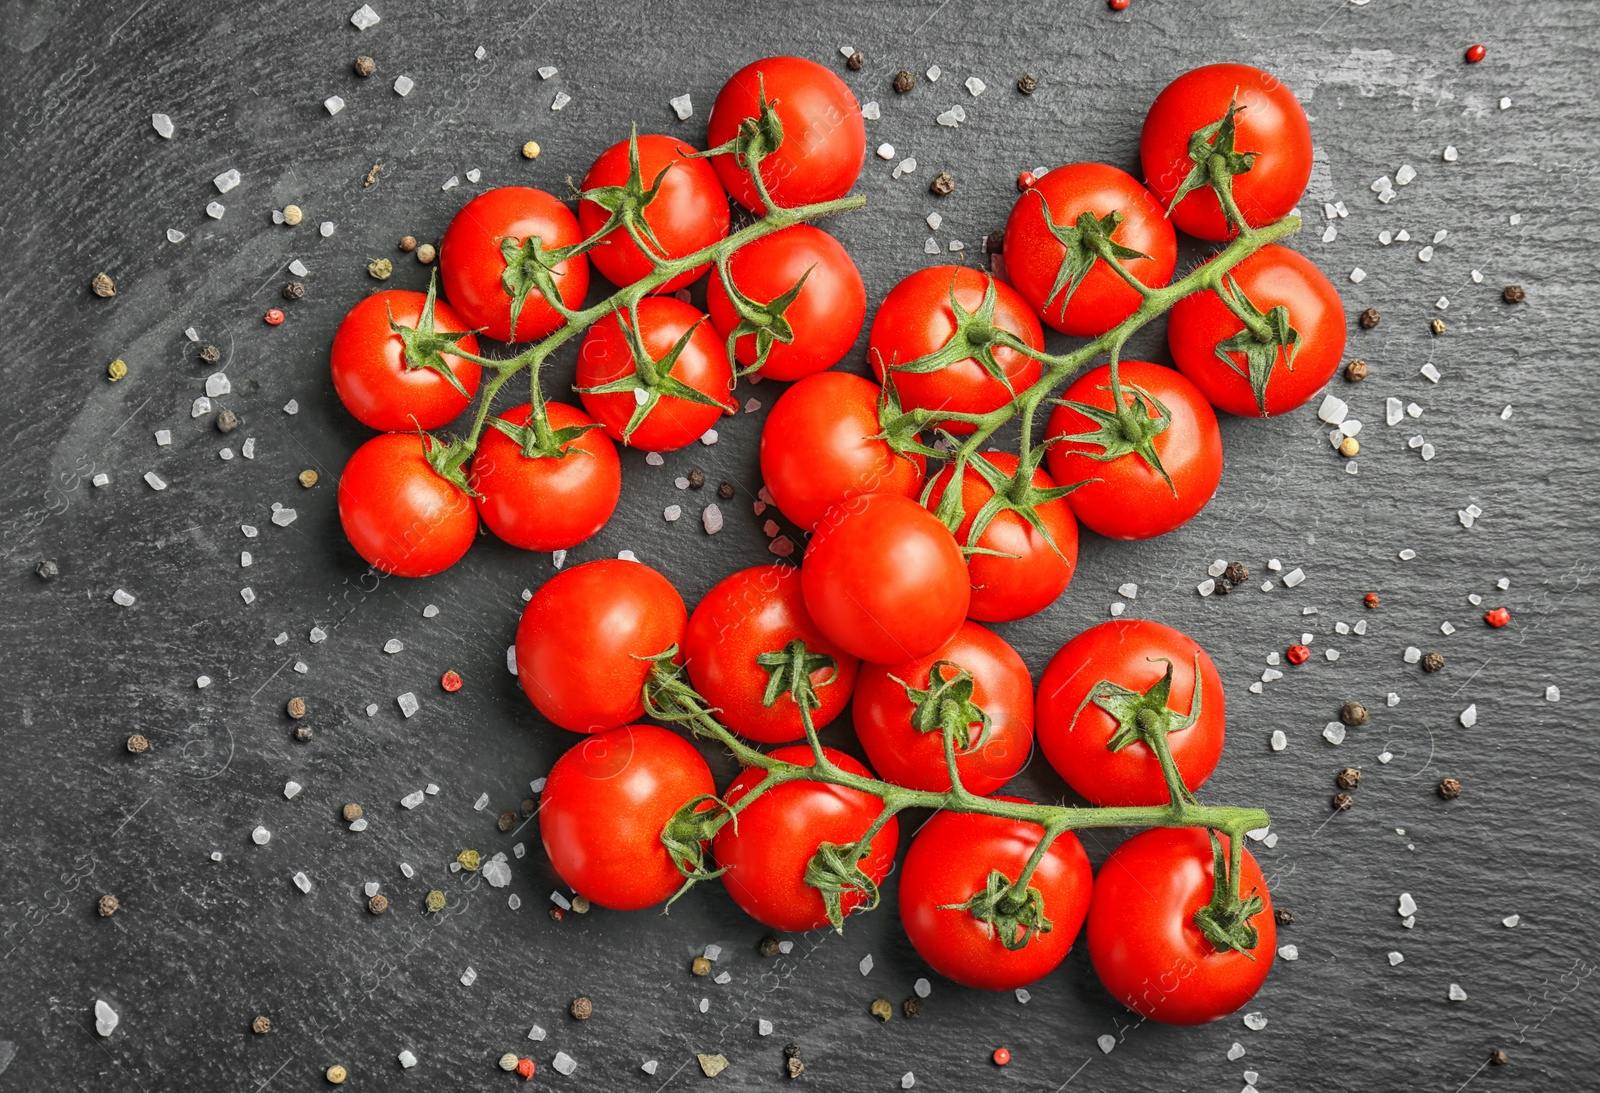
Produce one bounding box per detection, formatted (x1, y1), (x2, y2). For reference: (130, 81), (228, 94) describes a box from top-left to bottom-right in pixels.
(801, 493), (969, 664)
(470, 402), (621, 552)
(760, 372), (925, 531)
(515, 559), (687, 733)
(683, 565), (860, 744)
(1044, 360), (1222, 541)
(1167, 244), (1346, 417)
(578, 134), (729, 294)
(706, 56), (866, 214)
(713, 745), (898, 932)
(1087, 828), (1275, 1025)
(1035, 619), (1226, 807)
(899, 801), (1092, 990)
(705, 224), (865, 381)
(853, 621), (1033, 795)
(925, 452), (1079, 622)
(330, 289), (481, 431)
(1141, 64), (1312, 241)
(575, 297), (734, 451)
(868, 266), (1043, 434)
(337, 433), (476, 578)
(1002, 162), (1176, 336)
(440, 186), (590, 342)
(540, 725), (714, 911)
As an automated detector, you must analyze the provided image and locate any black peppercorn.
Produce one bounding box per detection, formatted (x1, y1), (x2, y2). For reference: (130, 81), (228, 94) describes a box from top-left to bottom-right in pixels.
(571, 997), (593, 1020)
(687, 468), (706, 489)
(1359, 307), (1380, 329)
(1502, 285), (1525, 304)
(36, 559), (58, 581)
(497, 811), (516, 832)
(1437, 777), (1461, 800)
(199, 344), (221, 364)
(1017, 74), (1038, 95)
(1224, 561), (1249, 585)
(929, 170), (955, 196)
(984, 229), (1005, 255)
(902, 997), (922, 1018)
(1331, 792), (1354, 812)
(782, 1043), (802, 1061)
(216, 408), (239, 433)
(846, 50), (864, 71)
(353, 56), (376, 77)
(1214, 579), (1232, 596)
(293, 725), (313, 743)
(892, 70), (914, 93)
(97, 894), (120, 917)
(1421, 652), (1445, 673)
(1344, 359), (1368, 382)
(1335, 767), (1362, 790)
(521, 797), (537, 817)
(1489, 1048), (1508, 1066)
(1340, 701), (1368, 726)
(282, 281), (306, 301)
(1274, 908), (1294, 926)
(759, 935), (781, 957)
(717, 481), (736, 500)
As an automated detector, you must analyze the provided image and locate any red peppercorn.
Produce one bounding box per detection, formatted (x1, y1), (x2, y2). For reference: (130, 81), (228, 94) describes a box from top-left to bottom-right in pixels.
(264, 308), (285, 326)
(993, 1047), (1012, 1066)
(1016, 171), (1036, 193)
(1364, 592), (1381, 609)
(1485, 606), (1510, 628)
(1286, 644), (1310, 665)
(1465, 44), (1486, 64)
(1109, 0), (1130, 9)
(441, 670), (463, 692)
(515, 1057), (535, 1080)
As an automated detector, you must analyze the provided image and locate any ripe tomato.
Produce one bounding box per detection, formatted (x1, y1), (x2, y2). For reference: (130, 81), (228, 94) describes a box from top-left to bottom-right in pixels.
(578, 134), (729, 294)
(706, 56), (866, 214)
(760, 372), (925, 531)
(868, 266), (1043, 433)
(1141, 63), (1312, 241)
(1035, 619), (1226, 807)
(470, 402), (620, 552)
(1087, 828), (1275, 1025)
(899, 802), (1092, 990)
(853, 621), (1033, 795)
(713, 746), (898, 932)
(801, 493), (969, 664)
(575, 297), (734, 451)
(925, 452), (1079, 622)
(1002, 162), (1177, 336)
(515, 559), (687, 733)
(337, 433), (476, 578)
(1167, 244), (1346, 417)
(683, 566), (860, 744)
(540, 725), (714, 911)
(330, 289), (481, 432)
(704, 224), (865, 381)
(1044, 360), (1222, 541)
(440, 186), (590, 342)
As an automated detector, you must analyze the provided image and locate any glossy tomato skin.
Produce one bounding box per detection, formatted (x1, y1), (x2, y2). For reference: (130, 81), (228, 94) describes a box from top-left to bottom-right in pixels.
(1044, 360), (1223, 541)
(900, 802), (1093, 990)
(853, 621), (1033, 795)
(440, 186), (590, 342)
(1003, 163), (1177, 336)
(760, 372), (925, 531)
(1087, 828), (1275, 1025)
(926, 452), (1079, 622)
(706, 56), (865, 213)
(802, 493), (970, 665)
(1168, 244), (1346, 417)
(516, 559), (687, 733)
(869, 266), (1044, 434)
(1035, 619), (1226, 807)
(337, 433), (477, 578)
(684, 566), (860, 744)
(470, 402), (621, 552)
(578, 134), (729, 294)
(1141, 63), (1312, 241)
(575, 297), (734, 451)
(330, 290), (482, 432)
(705, 225), (865, 381)
(540, 725), (714, 911)
(713, 746), (899, 932)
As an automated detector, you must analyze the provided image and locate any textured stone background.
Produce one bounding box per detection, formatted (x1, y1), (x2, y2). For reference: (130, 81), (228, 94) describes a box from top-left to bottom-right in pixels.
(2, 0), (1597, 1089)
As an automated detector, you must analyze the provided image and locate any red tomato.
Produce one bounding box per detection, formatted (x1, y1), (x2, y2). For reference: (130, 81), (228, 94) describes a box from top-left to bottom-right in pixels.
(470, 402), (621, 552)
(1044, 360), (1222, 541)
(1002, 162), (1177, 336)
(515, 559), (687, 733)
(684, 566), (860, 744)
(869, 266), (1043, 433)
(759, 372), (925, 531)
(899, 802), (1092, 990)
(1141, 63), (1312, 241)
(925, 452), (1079, 622)
(336, 433), (476, 578)
(575, 297), (734, 451)
(706, 56), (866, 214)
(330, 289), (481, 431)
(853, 621), (1033, 795)
(713, 746), (899, 931)
(1035, 619), (1226, 807)
(440, 186), (590, 342)
(1087, 828), (1275, 1025)
(540, 725), (714, 911)
(705, 224), (865, 381)
(1167, 244), (1346, 417)
(801, 493), (969, 664)
(578, 134), (729, 294)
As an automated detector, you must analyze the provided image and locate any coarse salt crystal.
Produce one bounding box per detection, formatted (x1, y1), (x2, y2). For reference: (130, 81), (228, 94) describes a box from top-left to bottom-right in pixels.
(926, 65), (941, 82)
(664, 505), (682, 522)
(460, 966), (477, 987)
(1349, 267), (1366, 283)
(1420, 363), (1441, 383)
(293, 871), (312, 893)
(1317, 395), (1348, 424)
(397, 692), (419, 718)
(552, 91), (571, 111)
(669, 93), (693, 120)
(1388, 951), (1404, 966)
(383, 638), (404, 654)
(1198, 578), (1216, 596)
(1097, 1035), (1116, 1054)
(1322, 224), (1337, 243)
(1546, 685), (1560, 702)
(1283, 568), (1305, 588)
(393, 75), (414, 96)
(167, 228), (186, 243)
(213, 169), (241, 194)
(156, 429), (173, 446)
(1441, 621), (1455, 635)
(1270, 730), (1287, 751)
(1323, 723), (1346, 745)
(1279, 945), (1299, 961)
(1370, 175), (1391, 193)
(964, 76), (986, 96)
(701, 428), (719, 445)
(401, 790), (423, 808)
(1015, 988), (1030, 1004)
(320, 221), (335, 237)
(1449, 983), (1468, 1001)
(350, 4), (380, 29)
(95, 999), (119, 1037)
(144, 471), (167, 491)
(1459, 704), (1477, 727)
(152, 113), (174, 138)
(876, 142), (896, 160)
(271, 508), (297, 527)
(206, 201), (225, 220)
(924, 238), (940, 255)
(1243, 1012), (1268, 1031)
(702, 505), (724, 534)
(252, 825), (271, 845)
(1418, 245), (1434, 262)
(1395, 164), (1416, 185)
(861, 100), (880, 120)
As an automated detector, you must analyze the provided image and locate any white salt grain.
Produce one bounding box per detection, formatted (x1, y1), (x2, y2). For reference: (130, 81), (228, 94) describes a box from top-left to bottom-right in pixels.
(167, 228), (186, 243)
(926, 65), (942, 82)
(397, 692), (420, 718)
(552, 91), (571, 111)
(859, 954), (874, 976)
(1243, 1012), (1268, 1031)
(1098, 1035), (1116, 1054)
(152, 113), (174, 138)
(964, 76), (986, 96)
(1546, 685), (1560, 702)
(393, 75), (414, 96)
(383, 638), (404, 654)
(529, 1024), (547, 1041)
(460, 966), (477, 987)
(1388, 951), (1404, 966)
(861, 101), (880, 120)
(95, 999), (119, 1037)
(1449, 983), (1468, 1001)
(703, 504), (724, 534)
(293, 871), (312, 893)
(1349, 267), (1366, 283)
(319, 221), (335, 237)
(1459, 704), (1477, 728)
(669, 93), (693, 120)
(1198, 578), (1216, 596)
(206, 201), (225, 220)
(240, 587), (256, 604)
(1396, 164), (1416, 185)
(214, 168), (241, 194)
(1316, 394), (1348, 424)
(914, 977), (931, 998)
(350, 4), (380, 29)
(876, 142), (896, 160)
(1283, 568), (1305, 588)
(664, 505), (682, 522)
(1323, 723), (1346, 745)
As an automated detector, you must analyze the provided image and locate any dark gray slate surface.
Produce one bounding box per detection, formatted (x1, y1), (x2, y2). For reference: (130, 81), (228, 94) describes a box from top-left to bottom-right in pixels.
(2, 0), (1598, 1089)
